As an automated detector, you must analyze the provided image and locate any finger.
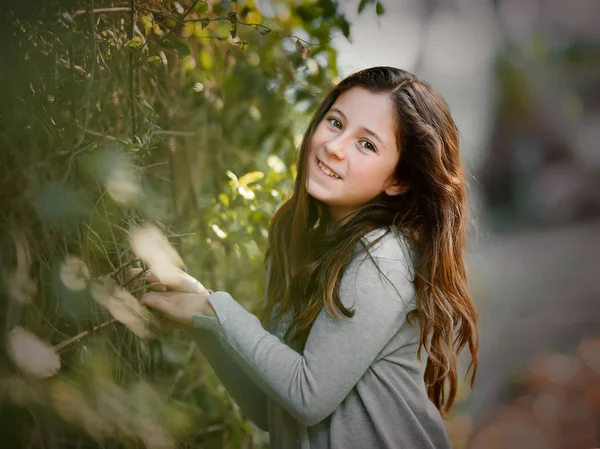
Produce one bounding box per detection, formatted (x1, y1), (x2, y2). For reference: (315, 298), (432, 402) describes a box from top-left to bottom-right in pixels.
(148, 282), (168, 292)
(143, 270), (167, 292)
(176, 271), (209, 294)
(146, 270), (160, 284)
(140, 292), (168, 310)
(141, 292), (183, 324)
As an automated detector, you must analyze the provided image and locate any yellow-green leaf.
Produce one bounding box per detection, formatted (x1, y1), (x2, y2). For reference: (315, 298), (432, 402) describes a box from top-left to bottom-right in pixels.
(140, 15), (153, 34)
(199, 49), (214, 70)
(239, 171), (264, 187)
(225, 170), (238, 182)
(196, 2), (209, 14)
(125, 36), (143, 48)
(200, 18), (210, 29)
(218, 193), (229, 207)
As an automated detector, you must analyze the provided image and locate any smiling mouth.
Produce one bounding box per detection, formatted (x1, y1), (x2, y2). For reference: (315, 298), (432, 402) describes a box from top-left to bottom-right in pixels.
(317, 158), (341, 179)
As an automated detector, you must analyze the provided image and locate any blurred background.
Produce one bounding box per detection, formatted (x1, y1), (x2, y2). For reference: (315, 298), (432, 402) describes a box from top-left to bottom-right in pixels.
(0, 0), (598, 447)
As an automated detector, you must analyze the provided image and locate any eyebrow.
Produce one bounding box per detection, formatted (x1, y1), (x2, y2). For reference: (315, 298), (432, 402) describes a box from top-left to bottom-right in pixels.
(329, 107), (387, 149)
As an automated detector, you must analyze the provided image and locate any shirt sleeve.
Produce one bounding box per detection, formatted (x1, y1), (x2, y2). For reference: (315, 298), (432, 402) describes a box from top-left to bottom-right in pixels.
(194, 248), (416, 427)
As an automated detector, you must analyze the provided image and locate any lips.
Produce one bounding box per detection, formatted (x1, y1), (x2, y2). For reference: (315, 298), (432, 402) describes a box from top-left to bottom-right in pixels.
(316, 158), (342, 179)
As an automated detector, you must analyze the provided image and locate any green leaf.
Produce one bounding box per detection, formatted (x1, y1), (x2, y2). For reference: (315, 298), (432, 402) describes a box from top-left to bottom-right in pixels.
(172, 40), (190, 56)
(147, 55), (162, 63)
(358, 0), (369, 14)
(125, 36), (143, 48)
(339, 18), (350, 39)
(140, 99), (154, 110)
(239, 171), (264, 187)
(196, 2), (209, 14)
(295, 39), (308, 59)
(62, 12), (74, 24)
(258, 26), (271, 35)
(200, 18), (210, 29)
(218, 194), (229, 207)
(376, 1), (385, 16)
(199, 49), (214, 69)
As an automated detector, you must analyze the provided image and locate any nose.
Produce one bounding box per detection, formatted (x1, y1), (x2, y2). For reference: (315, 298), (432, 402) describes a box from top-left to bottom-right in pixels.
(324, 134), (347, 160)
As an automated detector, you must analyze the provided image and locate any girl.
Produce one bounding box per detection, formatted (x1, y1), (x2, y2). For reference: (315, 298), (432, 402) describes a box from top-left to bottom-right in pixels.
(141, 66), (479, 449)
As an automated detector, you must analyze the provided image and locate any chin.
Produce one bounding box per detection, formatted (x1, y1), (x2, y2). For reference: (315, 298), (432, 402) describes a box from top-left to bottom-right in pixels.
(306, 179), (332, 204)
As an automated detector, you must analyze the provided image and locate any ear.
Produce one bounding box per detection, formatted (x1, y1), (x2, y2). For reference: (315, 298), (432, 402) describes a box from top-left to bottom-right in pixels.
(384, 179), (409, 197)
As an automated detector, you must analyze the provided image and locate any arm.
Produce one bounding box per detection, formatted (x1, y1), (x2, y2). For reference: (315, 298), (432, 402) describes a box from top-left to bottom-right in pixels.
(195, 251), (416, 427)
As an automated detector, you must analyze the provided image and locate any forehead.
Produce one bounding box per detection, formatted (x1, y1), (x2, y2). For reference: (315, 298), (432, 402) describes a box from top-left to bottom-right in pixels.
(332, 87), (395, 126)
(330, 87), (397, 144)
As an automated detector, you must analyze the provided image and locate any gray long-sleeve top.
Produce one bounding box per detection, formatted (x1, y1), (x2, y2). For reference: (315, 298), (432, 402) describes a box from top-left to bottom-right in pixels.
(189, 227), (452, 449)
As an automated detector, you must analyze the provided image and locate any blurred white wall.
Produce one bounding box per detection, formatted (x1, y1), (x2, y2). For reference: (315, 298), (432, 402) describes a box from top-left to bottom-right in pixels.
(335, 0), (500, 174)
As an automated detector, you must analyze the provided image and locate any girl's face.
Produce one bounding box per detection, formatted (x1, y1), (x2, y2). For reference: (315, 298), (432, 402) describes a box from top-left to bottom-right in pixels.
(307, 87), (406, 223)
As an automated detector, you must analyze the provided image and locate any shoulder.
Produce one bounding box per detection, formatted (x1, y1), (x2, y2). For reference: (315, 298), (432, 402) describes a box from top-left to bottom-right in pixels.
(356, 226), (418, 269)
(345, 227), (418, 293)
(340, 226), (418, 308)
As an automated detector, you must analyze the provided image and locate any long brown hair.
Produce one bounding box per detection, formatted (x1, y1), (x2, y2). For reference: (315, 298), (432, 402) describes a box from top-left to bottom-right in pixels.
(263, 66), (478, 414)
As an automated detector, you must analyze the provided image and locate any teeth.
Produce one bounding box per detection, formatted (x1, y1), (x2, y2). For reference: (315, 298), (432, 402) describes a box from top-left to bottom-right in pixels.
(318, 160), (340, 179)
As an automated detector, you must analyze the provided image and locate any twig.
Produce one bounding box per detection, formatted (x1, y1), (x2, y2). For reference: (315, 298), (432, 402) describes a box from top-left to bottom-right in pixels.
(127, 283), (165, 296)
(151, 129), (197, 137)
(133, 162), (169, 171)
(110, 258), (143, 278)
(54, 319), (117, 352)
(77, 125), (118, 141)
(136, 5), (180, 22)
(196, 424), (226, 436)
(166, 232), (197, 238)
(121, 269), (148, 290)
(61, 141), (95, 184)
(182, 16), (332, 47)
(128, 0), (137, 138)
(73, 7), (132, 17)
(74, 1), (97, 150)
(181, 0), (200, 19)
(68, 41), (76, 120)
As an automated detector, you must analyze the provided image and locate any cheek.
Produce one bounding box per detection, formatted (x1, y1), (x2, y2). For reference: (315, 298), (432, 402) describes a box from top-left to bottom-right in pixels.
(310, 124), (328, 148)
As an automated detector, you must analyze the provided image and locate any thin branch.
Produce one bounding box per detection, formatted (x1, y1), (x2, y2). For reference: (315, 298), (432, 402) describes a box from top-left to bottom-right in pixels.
(182, 16), (331, 47)
(74, 1), (97, 149)
(54, 319), (117, 352)
(77, 125), (118, 141)
(109, 258), (143, 278)
(73, 7), (132, 17)
(151, 129), (197, 137)
(136, 5), (181, 22)
(181, 0), (200, 19)
(127, 283), (165, 296)
(128, 0), (137, 138)
(166, 231), (197, 238)
(133, 162), (169, 170)
(196, 424), (226, 436)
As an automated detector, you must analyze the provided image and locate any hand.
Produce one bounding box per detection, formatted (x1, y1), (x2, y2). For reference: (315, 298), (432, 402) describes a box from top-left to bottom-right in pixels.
(127, 267), (214, 332)
(141, 290), (216, 329)
(127, 267), (209, 295)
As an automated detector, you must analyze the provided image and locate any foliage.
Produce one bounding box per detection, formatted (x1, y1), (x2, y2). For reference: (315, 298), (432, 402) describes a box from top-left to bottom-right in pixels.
(0, 0), (362, 447)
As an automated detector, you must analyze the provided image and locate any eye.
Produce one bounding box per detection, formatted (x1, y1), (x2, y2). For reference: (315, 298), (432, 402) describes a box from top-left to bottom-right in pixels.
(327, 117), (342, 129)
(360, 140), (376, 152)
